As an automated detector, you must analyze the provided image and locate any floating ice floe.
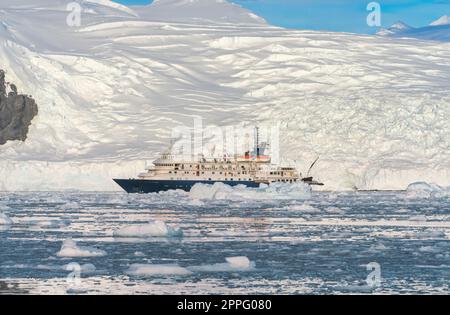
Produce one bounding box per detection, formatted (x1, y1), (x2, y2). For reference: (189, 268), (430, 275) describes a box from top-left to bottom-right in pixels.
(0, 213), (13, 225)
(188, 256), (255, 273)
(60, 201), (81, 210)
(187, 199), (205, 207)
(32, 219), (69, 228)
(0, 204), (11, 211)
(368, 243), (388, 252)
(189, 182), (311, 201)
(6, 263), (61, 271)
(418, 246), (441, 253)
(407, 229), (447, 239)
(325, 206), (345, 214)
(406, 182), (450, 199)
(66, 288), (89, 295)
(283, 203), (320, 213)
(409, 215), (428, 222)
(56, 239), (107, 258)
(125, 264), (192, 276)
(113, 220), (183, 238)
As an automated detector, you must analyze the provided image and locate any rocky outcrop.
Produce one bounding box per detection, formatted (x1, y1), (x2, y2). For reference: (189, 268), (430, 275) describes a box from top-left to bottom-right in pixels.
(0, 70), (38, 145)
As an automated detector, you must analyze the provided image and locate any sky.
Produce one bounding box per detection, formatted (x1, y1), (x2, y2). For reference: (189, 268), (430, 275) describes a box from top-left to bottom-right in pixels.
(116, 0), (450, 34)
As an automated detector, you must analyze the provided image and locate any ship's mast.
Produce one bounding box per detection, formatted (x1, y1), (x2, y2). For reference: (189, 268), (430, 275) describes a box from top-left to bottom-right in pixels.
(255, 126), (260, 159)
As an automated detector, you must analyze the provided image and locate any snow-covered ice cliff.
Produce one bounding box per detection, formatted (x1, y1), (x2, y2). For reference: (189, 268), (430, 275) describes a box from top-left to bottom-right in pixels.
(0, 0), (449, 191)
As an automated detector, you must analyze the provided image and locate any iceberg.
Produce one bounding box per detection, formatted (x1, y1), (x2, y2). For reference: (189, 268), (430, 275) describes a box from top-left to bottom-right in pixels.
(0, 0), (449, 191)
(406, 182), (450, 199)
(189, 182), (311, 201)
(113, 220), (183, 238)
(125, 264), (192, 276)
(188, 256), (255, 272)
(56, 239), (107, 257)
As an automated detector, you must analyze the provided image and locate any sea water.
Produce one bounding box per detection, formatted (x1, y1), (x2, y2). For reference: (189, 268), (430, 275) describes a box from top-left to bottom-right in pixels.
(0, 188), (449, 294)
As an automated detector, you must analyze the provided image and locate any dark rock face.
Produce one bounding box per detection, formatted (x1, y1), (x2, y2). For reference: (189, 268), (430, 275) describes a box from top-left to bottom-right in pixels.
(0, 70), (38, 145)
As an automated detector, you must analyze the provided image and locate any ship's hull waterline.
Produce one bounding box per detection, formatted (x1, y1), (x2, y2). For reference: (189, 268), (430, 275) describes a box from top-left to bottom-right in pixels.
(113, 179), (260, 193)
(113, 179), (322, 194)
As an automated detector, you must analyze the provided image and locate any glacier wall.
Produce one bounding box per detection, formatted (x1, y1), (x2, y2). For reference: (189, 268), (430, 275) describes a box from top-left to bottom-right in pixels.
(0, 0), (449, 191)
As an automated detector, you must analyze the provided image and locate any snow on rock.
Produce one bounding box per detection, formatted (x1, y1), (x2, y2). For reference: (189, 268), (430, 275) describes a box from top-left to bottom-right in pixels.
(0, 212), (13, 225)
(188, 256), (255, 272)
(406, 182), (450, 199)
(378, 19), (450, 41)
(430, 16), (450, 26)
(56, 239), (107, 257)
(126, 263), (192, 276)
(189, 182), (311, 200)
(377, 21), (413, 36)
(113, 220), (183, 238)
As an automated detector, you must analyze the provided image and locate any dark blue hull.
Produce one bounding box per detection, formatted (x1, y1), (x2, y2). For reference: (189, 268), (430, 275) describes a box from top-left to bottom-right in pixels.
(113, 179), (261, 194)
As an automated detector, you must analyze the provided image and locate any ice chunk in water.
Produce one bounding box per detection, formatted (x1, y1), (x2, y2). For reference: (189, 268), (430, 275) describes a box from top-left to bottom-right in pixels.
(113, 220), (183, 238)
(225, 256), (253, 269)
(189, 182), (311, 201)
(125, 264), (192, 276)
(56, 239), (107, 257)
(0, 213), (13, 225)
(406, 182), (450, 199)
(189, 256), (255, 272)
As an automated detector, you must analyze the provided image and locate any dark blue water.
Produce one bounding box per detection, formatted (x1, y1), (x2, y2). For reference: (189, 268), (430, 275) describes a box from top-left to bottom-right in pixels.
(0, 190), (449, 294)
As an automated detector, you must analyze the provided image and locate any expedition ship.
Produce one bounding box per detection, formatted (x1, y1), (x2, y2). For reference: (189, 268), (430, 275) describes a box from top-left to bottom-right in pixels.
(114, 139), (324, 194)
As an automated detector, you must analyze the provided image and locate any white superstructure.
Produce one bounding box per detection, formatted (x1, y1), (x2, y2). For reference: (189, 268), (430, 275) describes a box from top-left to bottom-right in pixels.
(138, 151), (302, 184)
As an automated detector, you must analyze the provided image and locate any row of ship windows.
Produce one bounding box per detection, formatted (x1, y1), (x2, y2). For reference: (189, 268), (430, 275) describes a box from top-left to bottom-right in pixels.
(269, 172), (288, 175)
(169, 171), (250, 175)
(159, 164), (256, 170)
(168, 171), (291, 177)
